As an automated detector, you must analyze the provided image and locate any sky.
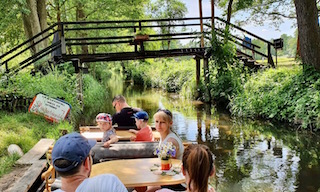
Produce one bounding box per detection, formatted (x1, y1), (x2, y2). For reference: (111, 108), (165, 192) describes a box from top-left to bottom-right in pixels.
(183, 0), (296, 40)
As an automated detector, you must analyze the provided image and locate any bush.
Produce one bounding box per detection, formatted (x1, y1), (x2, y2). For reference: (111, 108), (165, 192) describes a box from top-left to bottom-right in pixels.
(204, 32), (249, 104)
(230, 65), (320, 130)
(0, 70), (81, 128)
(125, 58), (196, 94)
(81, 74), (109, 125)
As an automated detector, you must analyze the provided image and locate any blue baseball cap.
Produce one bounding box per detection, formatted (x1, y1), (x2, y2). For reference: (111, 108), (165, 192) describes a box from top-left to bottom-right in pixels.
(133, 111), (149, 120)
(52, 132), (96, 172)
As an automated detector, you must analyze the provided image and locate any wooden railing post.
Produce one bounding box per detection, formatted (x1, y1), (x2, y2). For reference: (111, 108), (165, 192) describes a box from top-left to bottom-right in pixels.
(5, 61), (9, 73)
(133, 25), (137, 53)
(138, 21), (145, 52)
(267, 43), (275, 68)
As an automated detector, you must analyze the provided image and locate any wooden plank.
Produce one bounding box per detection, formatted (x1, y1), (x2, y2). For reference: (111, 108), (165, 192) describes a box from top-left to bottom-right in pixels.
(17, 139), (55, 165)
(10, 160), (47, 192)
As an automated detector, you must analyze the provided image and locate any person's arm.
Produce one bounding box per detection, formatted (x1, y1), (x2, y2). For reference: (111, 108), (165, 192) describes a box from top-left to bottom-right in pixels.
(103, 134), (119, 147)
(167, 138), (180, 159)
(130, 136), (136, 141)
(129, 129), (138, 134)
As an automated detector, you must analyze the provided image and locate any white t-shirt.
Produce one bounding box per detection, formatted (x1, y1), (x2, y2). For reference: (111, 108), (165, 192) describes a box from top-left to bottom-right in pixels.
(53, 174), (128, 192)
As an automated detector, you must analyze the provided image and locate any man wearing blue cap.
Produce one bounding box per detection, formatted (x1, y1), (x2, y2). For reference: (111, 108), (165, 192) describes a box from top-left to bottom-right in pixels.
(52, 132), (127, 192)
(129, 111), (154, 142)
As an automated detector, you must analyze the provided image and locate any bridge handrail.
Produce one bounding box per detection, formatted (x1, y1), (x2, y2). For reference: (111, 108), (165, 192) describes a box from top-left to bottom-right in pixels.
(1, 30), (59, 65)
(213, 17), (276, 67)
(10, 41), (61, 75)
(214, 17), (274, 46)
(61, 17), (212, 25)
(0, 23), (59, 60)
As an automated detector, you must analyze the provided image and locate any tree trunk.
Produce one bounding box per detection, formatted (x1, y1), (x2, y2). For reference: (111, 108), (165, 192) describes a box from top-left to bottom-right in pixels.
(225, 0), (233, 34)
(22, 14), (36, 54)
(76, 2), (89, 55)
(294, 0), (320, 70)
(37, 0), (48, 48)
(26, 0), (44, 52)
(22, 0), (48, 54)
(226, 0), (233, 23)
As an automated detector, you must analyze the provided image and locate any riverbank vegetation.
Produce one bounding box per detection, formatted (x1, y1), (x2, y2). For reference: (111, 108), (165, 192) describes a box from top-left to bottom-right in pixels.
(0, 111), (72, 177)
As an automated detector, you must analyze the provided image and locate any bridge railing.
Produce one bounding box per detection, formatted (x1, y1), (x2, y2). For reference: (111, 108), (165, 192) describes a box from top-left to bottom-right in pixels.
(0, 16), (279, 75)
(0, 23), (61, 75)
(61, 17), (212, 55)
(212, 17), (276, 67)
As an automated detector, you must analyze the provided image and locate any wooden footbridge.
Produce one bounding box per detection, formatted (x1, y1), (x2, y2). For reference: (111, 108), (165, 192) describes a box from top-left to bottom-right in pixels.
(0, 17), (281, 79)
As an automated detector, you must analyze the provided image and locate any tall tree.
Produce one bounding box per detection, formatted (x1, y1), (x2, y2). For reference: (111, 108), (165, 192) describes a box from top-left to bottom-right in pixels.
(294, 0), (320, 70)
(0, 0), (25, 53)
(150, 0), (187, 49)
(22, 0), (48, 53)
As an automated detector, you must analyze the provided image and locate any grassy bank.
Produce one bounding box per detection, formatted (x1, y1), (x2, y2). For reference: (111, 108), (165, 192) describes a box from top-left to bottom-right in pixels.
(0, 112), (73, 177)
(257, 57), (299, 68)
(230, 65), (320, 130)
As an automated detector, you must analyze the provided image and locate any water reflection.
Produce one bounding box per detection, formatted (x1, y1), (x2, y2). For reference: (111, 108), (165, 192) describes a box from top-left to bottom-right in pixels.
(84, 82), (320, 192)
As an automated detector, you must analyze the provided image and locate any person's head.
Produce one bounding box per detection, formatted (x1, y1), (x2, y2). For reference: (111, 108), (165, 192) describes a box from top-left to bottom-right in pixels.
(52, 132), (96, 178)
(112, 95), (127, 112)
(133, 111), (149, 129)
(182, 144), (215, 192)
(153, 109), (173, 134)
(96, 113), (113, 131)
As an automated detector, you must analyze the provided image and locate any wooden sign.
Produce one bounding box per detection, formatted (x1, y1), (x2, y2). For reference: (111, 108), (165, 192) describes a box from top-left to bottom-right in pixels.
(29, 94), (71, 122)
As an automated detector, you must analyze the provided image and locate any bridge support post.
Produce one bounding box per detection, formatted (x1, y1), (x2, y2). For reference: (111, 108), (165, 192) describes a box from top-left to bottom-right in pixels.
(203, 58), (211, 103)
(72, 59), (84, 110)
(194, 56), (201, 99)
(196, 58), (200, 86)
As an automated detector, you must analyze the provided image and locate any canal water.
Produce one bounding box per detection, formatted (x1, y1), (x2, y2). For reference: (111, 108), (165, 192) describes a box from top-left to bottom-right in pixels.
(96, 81), (320, 192)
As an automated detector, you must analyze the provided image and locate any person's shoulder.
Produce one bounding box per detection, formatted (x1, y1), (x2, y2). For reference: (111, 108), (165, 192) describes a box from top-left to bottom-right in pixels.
(77, 174), (127, 192)
(107, 128), (116, 134)
(156, 189), (176, 192)
(52, 189), (64, 192)
(132, 107), (141, 112)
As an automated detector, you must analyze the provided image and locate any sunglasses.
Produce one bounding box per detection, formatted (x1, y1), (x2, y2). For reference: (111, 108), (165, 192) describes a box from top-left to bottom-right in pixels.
(156, 108), (173, 118)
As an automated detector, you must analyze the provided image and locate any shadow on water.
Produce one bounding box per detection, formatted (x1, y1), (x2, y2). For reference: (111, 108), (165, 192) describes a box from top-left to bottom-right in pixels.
(84, 78), (320, 192)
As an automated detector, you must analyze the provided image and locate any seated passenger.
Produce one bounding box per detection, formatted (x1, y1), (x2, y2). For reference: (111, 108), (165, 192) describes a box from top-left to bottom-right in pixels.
(154, 109), (184, 160)
(129, 111), (154, 142)
(157, 144), (216, 192)
(96, 113), (119, 148)
(146, 109), (185, 192)
(112, 95), (141, 128)
(52, 132), (127, 192)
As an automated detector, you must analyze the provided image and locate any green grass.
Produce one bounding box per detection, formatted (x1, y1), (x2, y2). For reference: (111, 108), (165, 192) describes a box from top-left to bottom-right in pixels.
(230, 65), (320, 129)
(256, 57), (299, 67)
(0, 111), (73, 178)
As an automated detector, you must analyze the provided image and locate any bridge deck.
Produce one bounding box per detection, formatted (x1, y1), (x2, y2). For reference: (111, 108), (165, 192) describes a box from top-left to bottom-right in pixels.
(63, 48), (207, 63)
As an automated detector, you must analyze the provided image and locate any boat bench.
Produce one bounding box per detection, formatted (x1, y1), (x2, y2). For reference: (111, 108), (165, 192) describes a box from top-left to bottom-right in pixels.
(92, 141), (158, 163)
(9, 139), (54, 192)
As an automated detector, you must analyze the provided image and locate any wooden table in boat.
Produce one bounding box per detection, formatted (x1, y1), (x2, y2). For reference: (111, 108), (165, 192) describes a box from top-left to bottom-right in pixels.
(90, 158), (185, 188)
(81, 130), (160, 141)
